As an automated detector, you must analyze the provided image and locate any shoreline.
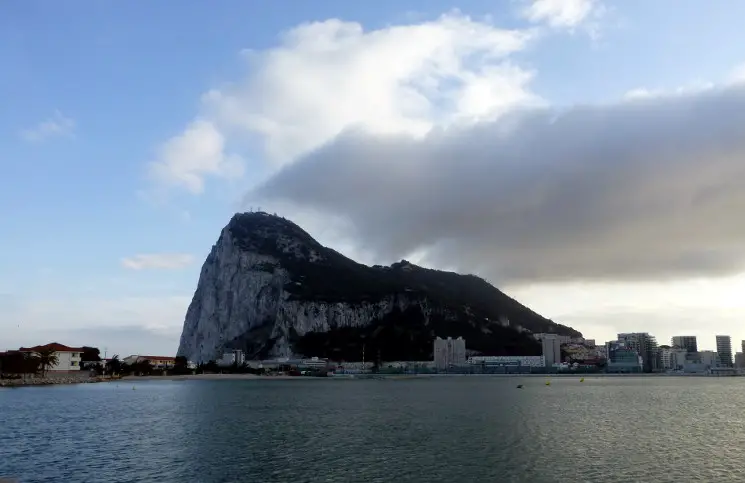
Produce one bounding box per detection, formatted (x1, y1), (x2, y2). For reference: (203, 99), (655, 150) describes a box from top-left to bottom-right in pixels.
(122, 372), (736, 382)
(3, 371), (738, 387)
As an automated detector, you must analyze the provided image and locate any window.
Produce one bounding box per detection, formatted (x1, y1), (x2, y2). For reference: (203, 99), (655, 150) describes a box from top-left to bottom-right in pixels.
(71, 361), (78, 366)
(72, 353), (78, 357)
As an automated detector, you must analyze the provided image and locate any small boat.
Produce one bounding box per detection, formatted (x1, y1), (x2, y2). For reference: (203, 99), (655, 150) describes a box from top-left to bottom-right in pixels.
(545, 380), (551, 386)
(516, 384), (523, 389)
(580, 377), (585, 383)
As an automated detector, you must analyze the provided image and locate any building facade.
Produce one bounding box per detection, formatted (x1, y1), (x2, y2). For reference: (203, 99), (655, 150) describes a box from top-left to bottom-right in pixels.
(467, 356), (546, 368)
(218, 349), (245, 367)
(671, 348), (688, 370)
(671, 336), (698, 353)
(660, 346), (673, 370)
(433, 337), (466, 369)
(735, 352), (745, 369)
(698, 351), (720, 368)
(618, 333), (659, 372)
(541, 334), (562, 366)
(715, 336), (733, 367)
(605, 341), (643, 373)
(18, 343), (83, 372)
(123, 355), (176, 368)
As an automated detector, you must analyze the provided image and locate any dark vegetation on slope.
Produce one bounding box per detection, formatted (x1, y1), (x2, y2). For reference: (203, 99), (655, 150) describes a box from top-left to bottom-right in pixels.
(291, 306), (544, 361)
(224, 212), (580, 360)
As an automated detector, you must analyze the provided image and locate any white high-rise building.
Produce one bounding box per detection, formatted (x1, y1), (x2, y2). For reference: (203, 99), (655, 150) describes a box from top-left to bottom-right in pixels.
(433, 337), (466, 370)
(660, 347), (674, 370)
(716, 336), (733, 367)
(541, 334), (562, 366)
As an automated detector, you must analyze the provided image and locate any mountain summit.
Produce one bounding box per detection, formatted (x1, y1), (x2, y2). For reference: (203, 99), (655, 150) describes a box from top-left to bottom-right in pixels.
(177, 212), (580, 363)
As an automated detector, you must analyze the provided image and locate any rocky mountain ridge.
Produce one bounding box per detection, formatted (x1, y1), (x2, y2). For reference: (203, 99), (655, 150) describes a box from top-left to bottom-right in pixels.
(177, 212), (580, 363)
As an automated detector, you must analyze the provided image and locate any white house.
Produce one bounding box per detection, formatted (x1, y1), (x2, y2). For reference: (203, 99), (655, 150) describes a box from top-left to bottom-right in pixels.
(18, 343), (83, 372)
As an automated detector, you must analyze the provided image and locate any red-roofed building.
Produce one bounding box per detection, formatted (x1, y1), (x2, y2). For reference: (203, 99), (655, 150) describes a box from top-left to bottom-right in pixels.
(18, 342), (85, 372)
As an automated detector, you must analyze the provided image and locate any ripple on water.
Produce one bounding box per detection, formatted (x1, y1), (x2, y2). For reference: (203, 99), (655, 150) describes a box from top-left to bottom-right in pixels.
(3, 377), (745, 482)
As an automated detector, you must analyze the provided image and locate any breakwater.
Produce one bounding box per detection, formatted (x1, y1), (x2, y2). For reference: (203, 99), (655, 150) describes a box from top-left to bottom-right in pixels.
(0, 375), (103, 387)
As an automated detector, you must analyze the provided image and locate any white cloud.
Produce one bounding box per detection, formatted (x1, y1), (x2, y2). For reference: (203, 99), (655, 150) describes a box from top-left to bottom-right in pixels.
(520, 0), (600, 29)
(151, 12), (540, 195)
(121, 253), (194, 270)
(20, 110), (76, 142)
(623, 81), (715, 100)
(147, 119), (244, 194)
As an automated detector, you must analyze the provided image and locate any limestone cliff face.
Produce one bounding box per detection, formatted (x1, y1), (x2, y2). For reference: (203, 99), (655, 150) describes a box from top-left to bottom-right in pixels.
(177, 212), (580, 363)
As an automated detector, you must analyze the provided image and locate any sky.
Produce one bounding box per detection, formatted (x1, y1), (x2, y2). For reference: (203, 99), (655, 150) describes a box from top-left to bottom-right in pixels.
(3, 0), (745, 357)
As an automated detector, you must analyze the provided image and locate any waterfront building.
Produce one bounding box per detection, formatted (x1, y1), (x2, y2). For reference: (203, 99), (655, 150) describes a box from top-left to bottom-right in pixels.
(541, 335), (562, 366)
(671, 348), (688, 370)
(467, 355), (545, 368)
(218, 349), (245, 367)
(715, 336), (733, 367)
(605, 341), (642, 373)
(735, 352), (745, 369)
(659, 346), (674, 370)
(671, 336), (698, 353)
(698, 351), (719, 368)
(123, 355), (176, 368)
(299, 357), (329, 370)
(18, 343), (84, 372)
(618, 333), (659, 372)
(433, 337), (466, 370)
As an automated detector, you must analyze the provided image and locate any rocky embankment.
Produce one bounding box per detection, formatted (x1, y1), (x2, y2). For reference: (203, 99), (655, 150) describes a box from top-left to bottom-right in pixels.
(0, 376), (101, 387)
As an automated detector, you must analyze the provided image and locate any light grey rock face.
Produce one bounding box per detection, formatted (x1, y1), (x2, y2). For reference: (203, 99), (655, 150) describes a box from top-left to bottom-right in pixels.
(177, 216), (428, 363)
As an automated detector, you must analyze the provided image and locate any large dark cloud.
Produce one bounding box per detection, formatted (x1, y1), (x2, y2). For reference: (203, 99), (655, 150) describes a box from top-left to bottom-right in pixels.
(248, 84), (745, 284)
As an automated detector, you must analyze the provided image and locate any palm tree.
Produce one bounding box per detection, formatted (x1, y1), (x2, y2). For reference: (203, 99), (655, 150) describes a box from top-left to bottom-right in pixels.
(106, 355), (121, 376)
(22, 352), (41, 378)
(36, 348), (59, 377)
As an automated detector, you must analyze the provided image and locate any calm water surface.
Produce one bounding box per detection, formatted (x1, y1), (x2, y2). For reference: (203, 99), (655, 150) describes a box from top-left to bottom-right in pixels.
(3, 376), (745, 482)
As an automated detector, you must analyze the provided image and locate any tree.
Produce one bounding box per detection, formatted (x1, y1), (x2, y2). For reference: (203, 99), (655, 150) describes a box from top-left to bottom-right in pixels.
(36, 348), (59, 377)
(132, 359), (153, 376)
(203, 360), (219, 373)
(23, 352), (41, 376)
(0, 351), (39, 377)
(106, 355), (122, 375)
(173, 356), (190, 375)
(81, 346), (101, 362)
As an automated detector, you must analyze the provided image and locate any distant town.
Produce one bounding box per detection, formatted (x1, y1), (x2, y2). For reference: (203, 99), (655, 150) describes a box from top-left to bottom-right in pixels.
(2, 327), (743, 385)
